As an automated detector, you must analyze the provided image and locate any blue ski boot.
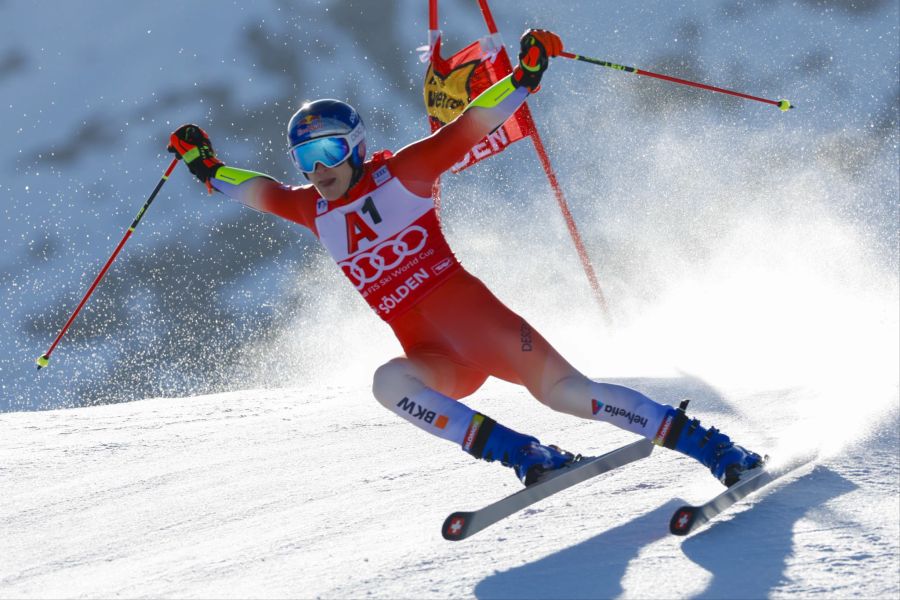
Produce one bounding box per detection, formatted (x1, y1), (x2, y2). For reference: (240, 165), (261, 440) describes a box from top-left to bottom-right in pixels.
(657, 400), (762, 486)
(463, 414), (575, 486)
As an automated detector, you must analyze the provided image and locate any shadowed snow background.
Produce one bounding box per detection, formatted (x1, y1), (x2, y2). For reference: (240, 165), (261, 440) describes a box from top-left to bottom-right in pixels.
(1, 0), (896, 415)
(0, 1), (898, 597)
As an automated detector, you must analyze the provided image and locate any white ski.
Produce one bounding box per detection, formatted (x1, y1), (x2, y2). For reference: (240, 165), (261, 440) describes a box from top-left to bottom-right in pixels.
(442, 438), (655, 541)
(669, 452), (817, 536)
(669, 464), (770, 536)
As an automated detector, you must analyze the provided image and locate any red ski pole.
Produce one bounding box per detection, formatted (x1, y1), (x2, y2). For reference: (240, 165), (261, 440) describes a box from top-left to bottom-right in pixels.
(560, 51), (794, 111)
(476, 0), (612, 322)
(36, 157), (180, 370)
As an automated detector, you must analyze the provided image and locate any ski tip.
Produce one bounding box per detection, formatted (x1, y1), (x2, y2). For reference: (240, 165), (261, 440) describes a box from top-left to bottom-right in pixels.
(669, 505), (698, 536)
(442, 511), (473, 541)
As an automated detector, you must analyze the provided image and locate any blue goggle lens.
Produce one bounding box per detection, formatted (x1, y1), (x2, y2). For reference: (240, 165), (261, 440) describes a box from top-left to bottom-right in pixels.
(290, 137), (352, 173)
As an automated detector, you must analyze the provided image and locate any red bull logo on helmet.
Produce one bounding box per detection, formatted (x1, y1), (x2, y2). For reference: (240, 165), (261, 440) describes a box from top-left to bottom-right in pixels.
(292, 114), (324, 138)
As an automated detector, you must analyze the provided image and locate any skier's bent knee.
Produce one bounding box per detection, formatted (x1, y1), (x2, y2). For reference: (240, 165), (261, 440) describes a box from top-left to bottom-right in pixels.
(372, 358), (420, 409)
(541, 374), (592, 415)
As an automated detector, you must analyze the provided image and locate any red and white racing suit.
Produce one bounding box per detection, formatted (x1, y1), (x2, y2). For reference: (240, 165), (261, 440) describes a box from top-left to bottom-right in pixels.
(211, 76), (672, 451)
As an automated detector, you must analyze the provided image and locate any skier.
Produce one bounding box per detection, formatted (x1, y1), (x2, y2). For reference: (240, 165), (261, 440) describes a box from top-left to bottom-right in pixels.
(168, 29), (761, 486)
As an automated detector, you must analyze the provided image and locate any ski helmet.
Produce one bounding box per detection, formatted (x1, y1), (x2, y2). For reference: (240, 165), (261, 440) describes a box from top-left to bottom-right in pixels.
(287, 99), (367, 175)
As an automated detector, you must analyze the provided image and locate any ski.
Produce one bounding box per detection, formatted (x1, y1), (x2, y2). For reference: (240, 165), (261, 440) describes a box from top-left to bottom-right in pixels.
(669, 452), (816, 536)
(669, 464), (770, 536)
(442, 438), (654, 541)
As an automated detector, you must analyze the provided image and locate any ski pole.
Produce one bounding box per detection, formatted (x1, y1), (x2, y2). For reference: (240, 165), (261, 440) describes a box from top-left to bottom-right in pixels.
(36, 157), (180, 370)
(559, 51), (794, 111)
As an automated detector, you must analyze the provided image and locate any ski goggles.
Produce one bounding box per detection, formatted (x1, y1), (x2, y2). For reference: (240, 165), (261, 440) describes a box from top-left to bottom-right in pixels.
(289, 123), (365, 173)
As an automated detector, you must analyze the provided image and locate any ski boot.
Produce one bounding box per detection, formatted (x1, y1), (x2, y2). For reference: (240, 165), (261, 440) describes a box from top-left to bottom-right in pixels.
(657, 400), (763, 486)
(463, 414), (576, 486)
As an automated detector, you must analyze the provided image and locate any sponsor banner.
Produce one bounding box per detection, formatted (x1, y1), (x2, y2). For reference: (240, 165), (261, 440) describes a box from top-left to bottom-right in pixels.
(424, 35), (529, 173)
(337, 211), (460, 321)
(341, 224), (430, 290)
(592, 399), (649, 429)
(654, 414), (675, 445)
(397, 397), (448, 429)
(463, 414), (485, 453)
(520, 321), (533, 352)
(373, 165), (391, 186)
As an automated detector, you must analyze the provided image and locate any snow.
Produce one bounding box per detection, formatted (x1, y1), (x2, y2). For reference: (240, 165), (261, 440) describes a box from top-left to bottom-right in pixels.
(2, 0), (898, 597)
(1, 381), (897, 598)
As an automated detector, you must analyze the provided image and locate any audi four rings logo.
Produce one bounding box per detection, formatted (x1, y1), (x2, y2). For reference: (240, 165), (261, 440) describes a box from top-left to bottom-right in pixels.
(340, 225), (428, 289)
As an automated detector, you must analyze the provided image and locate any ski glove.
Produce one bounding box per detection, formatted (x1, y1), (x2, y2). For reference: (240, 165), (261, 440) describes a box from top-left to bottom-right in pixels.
(512, 29), (563, 92)
(168, 124), (223, 191)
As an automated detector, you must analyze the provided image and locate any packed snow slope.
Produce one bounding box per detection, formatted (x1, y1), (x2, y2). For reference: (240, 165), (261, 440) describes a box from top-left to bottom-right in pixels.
(1, 0), (898, 597)
(1, 381), (898, 598)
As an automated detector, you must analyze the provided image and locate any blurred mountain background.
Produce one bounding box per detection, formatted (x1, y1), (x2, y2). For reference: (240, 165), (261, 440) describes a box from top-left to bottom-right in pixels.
(1, 0), (896, 411)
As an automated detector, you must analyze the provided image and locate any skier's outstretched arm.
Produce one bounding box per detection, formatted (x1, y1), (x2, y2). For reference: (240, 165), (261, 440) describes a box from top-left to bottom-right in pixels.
(391, 29), (563, 192)
(167, 125), (317, 229)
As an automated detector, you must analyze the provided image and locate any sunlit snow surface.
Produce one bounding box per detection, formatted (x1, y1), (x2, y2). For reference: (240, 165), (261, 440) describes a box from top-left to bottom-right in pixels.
(1, 0), (898, 597)
(1, 383), (897, 598)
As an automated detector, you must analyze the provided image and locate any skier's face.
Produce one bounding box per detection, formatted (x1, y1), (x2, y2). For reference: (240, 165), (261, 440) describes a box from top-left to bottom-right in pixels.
(308, 160), (354, 200)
